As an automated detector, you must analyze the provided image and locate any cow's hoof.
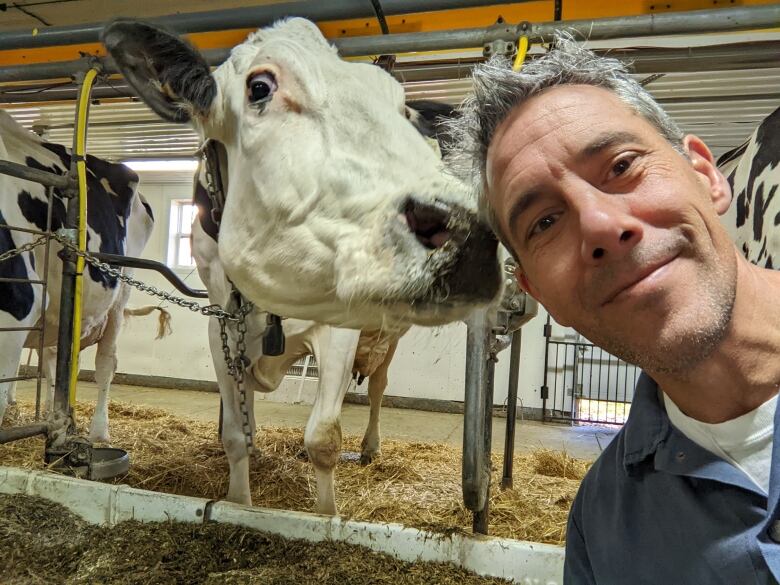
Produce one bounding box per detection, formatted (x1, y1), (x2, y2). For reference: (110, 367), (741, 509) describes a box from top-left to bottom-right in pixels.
(360, 450), (381, 466)
(88, 430), (110, 444)
(315, 502), (338, 516)
(225, 493), (252, 507)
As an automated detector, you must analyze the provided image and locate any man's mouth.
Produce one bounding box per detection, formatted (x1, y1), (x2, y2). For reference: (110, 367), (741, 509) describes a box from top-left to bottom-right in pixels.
(602, 254), (680, 306)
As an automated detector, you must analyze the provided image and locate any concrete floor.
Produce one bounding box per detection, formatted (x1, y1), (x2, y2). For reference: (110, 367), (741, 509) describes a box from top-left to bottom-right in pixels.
(13, 381), (616, 461)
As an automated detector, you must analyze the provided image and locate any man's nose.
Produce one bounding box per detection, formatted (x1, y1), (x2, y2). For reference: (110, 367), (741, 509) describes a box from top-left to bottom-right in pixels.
(575, 193), (643, 265)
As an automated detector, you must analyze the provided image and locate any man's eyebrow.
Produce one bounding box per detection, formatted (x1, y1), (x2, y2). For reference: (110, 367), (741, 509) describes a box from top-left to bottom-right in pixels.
(506, 190), (542, 238)
(577, 130), (645, 162)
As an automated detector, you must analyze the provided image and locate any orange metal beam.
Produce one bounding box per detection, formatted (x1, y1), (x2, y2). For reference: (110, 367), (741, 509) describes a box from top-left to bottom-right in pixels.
(0, 0), (775, 67)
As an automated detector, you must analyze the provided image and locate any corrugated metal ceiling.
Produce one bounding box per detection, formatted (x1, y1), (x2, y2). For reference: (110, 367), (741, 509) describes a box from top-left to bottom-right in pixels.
(4, 66), (777, 162)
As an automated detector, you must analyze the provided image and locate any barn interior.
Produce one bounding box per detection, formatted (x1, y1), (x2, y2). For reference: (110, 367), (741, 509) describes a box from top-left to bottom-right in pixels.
(0, 1), (778, 583)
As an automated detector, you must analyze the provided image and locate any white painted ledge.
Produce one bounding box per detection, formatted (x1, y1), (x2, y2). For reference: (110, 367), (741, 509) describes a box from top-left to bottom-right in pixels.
(0, 466), (564, 585)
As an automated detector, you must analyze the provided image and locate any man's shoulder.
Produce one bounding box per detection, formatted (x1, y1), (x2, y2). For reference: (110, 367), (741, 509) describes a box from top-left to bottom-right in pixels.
(573, 427), (630, 514)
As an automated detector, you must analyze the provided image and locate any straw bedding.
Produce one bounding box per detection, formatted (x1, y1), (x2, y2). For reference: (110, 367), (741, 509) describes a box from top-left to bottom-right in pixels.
(1, 400), (591, 546)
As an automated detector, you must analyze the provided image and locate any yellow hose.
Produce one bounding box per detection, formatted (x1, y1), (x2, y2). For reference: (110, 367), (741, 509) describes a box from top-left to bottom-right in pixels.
(512, 35), (529, 72)
(68, 67), (98, 407)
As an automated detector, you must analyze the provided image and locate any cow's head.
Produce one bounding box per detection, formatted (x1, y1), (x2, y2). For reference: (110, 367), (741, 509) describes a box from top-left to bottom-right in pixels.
(103, 18), (500, 329)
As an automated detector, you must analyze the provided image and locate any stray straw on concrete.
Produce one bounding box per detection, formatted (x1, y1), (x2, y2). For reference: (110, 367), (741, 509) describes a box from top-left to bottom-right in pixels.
(1, 400), (591, 545)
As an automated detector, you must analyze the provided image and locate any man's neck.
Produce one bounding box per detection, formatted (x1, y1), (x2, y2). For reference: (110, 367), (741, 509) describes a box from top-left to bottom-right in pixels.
(650, 256), (780, 424)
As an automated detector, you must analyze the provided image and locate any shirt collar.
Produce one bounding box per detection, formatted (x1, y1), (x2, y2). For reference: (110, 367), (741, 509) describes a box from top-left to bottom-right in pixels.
(622, 372), (671, 472)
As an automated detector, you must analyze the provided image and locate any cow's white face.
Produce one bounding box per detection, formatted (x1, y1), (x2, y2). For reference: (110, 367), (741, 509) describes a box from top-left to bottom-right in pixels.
(104, 18), (500, 330)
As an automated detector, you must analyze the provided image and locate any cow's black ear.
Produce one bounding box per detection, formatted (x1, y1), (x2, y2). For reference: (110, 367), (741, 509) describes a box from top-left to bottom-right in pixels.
(102, 19), (216, 124)
(406, 100), (459, 157)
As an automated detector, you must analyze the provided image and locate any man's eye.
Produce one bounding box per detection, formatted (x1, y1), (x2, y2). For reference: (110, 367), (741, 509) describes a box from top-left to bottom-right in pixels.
(529, 214), (557, 238)
(607, 155), (637, 180)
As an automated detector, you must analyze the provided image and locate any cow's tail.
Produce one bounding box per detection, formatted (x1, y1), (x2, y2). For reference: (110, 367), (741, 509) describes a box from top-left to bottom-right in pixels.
(122, 306), (173, 339)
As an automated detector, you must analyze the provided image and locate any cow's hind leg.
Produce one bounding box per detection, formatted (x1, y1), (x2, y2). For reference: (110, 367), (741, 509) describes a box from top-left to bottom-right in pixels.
(89, 305), (125, 443)
(0, 248), (41, 423)
(0, 333), (27, 424)
(360, 340), (399, 465)
(305, 327), (360, 515)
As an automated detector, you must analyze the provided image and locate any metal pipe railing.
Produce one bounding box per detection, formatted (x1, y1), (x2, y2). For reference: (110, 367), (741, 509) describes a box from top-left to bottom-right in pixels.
(336, 5), (780, 55)
(3, 40), (780, 100)
(0, 160), (73, 190)
(0, 423), (49, 444)
(0, 6), (778, 85)
(90, 252), (210, 298)
(0, 0), (525, 51)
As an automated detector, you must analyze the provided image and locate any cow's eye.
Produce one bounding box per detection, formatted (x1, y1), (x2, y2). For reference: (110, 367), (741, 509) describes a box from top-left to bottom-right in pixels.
(246, 72), (277, 105)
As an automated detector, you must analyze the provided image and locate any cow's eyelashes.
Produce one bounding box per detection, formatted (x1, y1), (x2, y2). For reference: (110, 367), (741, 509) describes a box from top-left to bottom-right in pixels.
(246, 72), (277, 106)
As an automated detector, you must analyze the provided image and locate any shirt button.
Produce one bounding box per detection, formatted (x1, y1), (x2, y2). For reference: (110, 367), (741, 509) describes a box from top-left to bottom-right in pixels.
(769, 521), (780, 543)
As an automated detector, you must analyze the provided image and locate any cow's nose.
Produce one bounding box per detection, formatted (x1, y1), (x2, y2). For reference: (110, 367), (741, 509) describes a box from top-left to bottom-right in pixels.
(403, 198), (452, 249)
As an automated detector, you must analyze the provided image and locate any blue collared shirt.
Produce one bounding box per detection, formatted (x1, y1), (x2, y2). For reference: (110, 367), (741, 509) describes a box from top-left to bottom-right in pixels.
(564, 373), (780, 585)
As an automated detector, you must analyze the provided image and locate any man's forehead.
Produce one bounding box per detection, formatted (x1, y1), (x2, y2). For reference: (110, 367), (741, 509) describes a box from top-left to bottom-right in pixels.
(493, 85), (634, 150)
(487, 85), (641, 183)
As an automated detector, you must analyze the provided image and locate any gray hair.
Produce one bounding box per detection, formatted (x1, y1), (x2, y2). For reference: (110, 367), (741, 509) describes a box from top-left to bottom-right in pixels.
(447, 33), (685, 249)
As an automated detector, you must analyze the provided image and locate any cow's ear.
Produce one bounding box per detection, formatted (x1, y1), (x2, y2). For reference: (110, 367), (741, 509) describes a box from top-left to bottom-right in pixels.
(102, 19), (216, 124)
(406, 100), (459, 157)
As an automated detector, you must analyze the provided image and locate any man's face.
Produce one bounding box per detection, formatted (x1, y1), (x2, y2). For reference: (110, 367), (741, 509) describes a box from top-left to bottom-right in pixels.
(486, 84), (737, 373)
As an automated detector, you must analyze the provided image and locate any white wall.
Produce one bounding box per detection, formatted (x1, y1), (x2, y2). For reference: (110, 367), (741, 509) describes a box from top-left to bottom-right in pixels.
(79, 174), (553, 409)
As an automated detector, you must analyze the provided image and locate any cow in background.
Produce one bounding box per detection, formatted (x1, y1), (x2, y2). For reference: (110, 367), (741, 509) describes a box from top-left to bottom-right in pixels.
(8, 302), (172, 442)
(718, 105), (780, 270)
(0, 110), (157, 443)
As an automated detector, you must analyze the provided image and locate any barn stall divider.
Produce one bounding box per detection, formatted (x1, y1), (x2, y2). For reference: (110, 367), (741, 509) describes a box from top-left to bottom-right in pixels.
(0, 62), (219, 481)
(0, 5), (777, 581)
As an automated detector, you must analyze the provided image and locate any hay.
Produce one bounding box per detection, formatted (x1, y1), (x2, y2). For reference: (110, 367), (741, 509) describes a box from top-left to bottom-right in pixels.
(1, 400), (592, 545)
(0, 494), (511, 584)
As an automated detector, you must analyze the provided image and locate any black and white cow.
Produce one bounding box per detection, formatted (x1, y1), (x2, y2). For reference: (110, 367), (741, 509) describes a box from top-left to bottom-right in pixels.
(103, 18), (502, 509)
(0, 110), (156, 441)
(718, 105), (780, 270)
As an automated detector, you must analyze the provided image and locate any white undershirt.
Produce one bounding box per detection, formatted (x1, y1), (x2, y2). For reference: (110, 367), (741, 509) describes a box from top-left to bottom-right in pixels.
(663, 392), (776, 494)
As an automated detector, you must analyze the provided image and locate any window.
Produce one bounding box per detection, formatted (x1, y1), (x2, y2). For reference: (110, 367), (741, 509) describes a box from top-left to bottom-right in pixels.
(168, 199), (197, 268)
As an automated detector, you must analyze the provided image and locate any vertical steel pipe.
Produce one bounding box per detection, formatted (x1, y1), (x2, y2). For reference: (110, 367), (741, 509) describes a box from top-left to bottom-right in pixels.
(463, 309), (494, 534)
(501, 329), (522, 490)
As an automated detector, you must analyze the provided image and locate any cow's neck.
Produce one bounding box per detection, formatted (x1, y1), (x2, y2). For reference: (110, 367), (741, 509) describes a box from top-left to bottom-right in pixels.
(199, 139), (286, 357)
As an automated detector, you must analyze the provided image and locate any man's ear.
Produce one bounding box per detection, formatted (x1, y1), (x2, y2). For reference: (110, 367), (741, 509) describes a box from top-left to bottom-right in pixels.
(514, 266), (538, 300)
(683, 134), (732, 215)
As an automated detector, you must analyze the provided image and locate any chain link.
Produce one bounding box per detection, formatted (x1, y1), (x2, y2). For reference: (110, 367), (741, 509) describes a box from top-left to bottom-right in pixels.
(218, 305), (254, 455)
(50, 232), (250, 322)
(2, 219), (257, 455)
(0, 234), (49, 264)
(53, 232), (257, 455)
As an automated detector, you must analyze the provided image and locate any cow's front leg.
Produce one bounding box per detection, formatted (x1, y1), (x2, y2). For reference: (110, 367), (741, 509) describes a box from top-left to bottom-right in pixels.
(41, 346), (56, 413)
(305, 327), (360, 515)
(209, 317), (255, 506)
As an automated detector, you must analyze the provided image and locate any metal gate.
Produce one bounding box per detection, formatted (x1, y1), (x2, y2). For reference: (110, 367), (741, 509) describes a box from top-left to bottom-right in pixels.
(0, 185), (56, 420)
(541, 317), (641, 425)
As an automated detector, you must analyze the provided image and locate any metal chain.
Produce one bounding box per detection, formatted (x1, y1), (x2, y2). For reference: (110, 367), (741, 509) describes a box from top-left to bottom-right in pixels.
(50, 232), (249, 322)
(218, 305), (254, 455)
(0, 234), (49, 264)
(2, 229), (257, 454)
(52, 232), (257, 454)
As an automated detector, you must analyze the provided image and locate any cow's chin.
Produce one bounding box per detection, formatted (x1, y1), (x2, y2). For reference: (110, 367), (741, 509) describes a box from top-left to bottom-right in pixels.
(253, 296), (489, 332)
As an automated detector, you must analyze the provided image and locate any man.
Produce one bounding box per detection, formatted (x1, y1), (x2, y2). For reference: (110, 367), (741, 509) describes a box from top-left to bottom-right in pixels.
(449, 37), (780, 584)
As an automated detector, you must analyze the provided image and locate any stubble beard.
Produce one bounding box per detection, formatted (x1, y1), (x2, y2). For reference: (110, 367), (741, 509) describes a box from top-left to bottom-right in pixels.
(586, 246), (738, 377)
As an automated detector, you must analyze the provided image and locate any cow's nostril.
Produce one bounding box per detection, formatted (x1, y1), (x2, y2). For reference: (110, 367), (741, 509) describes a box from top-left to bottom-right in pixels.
(403, 199), (452, 250)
